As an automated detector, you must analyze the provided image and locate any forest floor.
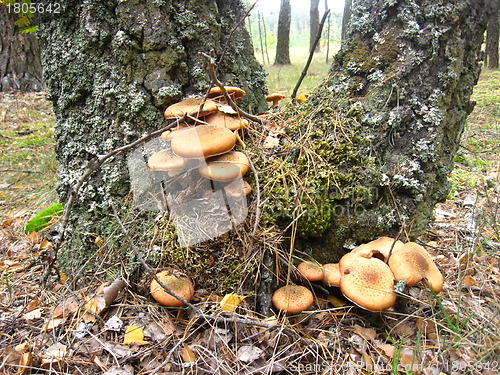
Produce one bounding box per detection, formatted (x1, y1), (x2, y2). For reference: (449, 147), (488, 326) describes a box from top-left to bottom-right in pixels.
(0, 62), (498, 374)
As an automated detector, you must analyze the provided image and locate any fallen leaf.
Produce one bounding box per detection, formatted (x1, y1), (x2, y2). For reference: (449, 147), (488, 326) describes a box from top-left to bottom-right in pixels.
(237, 345), (264, 363)
(2, 217), (13, 228)
(123, 325), (148, 345)
(105, 315), (124, 332)
(462, 275), (477, 286)
(52, 297), (79, 318)
(82, 296), (107, 323)
(376, 343), (395, 358)
(326, 295), (348, 308)
(220, 293), (246, 312)
(42, 317), (65, 331)
(38, 238), (52, 250)
(181, 344), (196, 363)
(26, 300), (39, 312)
(22, 308), (42, 320)
(41, 342), (69, 366)
(393, 322), (415, 337)
(353, 324), (377, 341)
(17, 351), (32, 375)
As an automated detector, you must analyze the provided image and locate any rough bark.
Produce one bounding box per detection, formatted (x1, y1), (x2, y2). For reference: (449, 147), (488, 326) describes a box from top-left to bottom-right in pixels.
(274, 0), (291, 65)
(259, 0), (490, 262)
(0, 4), (44, 91)
(309, 0), (321, 52)
(485, 0), (499, 69)
(37, 0), (268, 276)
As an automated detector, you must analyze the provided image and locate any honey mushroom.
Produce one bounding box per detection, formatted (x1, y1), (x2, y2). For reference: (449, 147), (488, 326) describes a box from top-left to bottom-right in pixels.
(272, 285), (314, 315)
(150, 270), (195, 307)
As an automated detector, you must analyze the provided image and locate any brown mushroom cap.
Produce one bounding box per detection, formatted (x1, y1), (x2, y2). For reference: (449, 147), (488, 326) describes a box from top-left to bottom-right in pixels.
(164, 98), (218, 118)
(351, 236), (405, 261)
(322, 263), (341, 287)
(339, 254), (396, 311)
(297, 261), (324, 282)
(150, 270), (195, 307)
(204, 111), (249, 131)
(224, 179), (252, 198)
(207, 86), (246, 100)
(147, 149), (186, 172)
(266, 93), (285, 106)
(272, 285), (314, 314)
(388, 242), (444, 293)
(171, 125), (236, 159)
(198, 151), (249, 182)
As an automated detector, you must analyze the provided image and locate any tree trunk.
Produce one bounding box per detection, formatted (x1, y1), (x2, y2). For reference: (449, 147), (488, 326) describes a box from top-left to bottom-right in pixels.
(258, 0), (490, 263)
(0, 4), (44, 91)
(340, 0), (352, 44)
(274, 0), (291, 65)
(309, 0), (321, 53)
(485, 0), (499, 69)
(37, 0), (268, 281)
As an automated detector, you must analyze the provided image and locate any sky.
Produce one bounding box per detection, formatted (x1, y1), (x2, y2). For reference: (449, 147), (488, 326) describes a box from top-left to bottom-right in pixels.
(252, 0), (345, 15)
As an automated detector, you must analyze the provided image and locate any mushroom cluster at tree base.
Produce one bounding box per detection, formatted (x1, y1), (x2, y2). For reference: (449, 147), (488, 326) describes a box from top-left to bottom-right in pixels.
(271, 237), (444, 314)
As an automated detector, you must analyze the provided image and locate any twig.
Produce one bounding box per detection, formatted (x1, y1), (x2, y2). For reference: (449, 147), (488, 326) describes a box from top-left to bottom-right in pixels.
(200, 52), (265, 125)
(291, 9), (330, 100)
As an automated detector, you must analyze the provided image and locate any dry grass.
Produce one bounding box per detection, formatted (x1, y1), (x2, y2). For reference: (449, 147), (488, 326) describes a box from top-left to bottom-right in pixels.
(0, 68), (498, 374)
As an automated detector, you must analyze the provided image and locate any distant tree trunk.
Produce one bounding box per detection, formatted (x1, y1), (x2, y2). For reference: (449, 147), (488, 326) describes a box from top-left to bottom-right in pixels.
(260, 0), (491, 262)
(341, 0), (352, 44)
(485, 0), (499, 69)
(309, 0), (321, 52)
(274, 0), (291, 65)
(37, 0), (268, 278)
(0, 4), (44, 91)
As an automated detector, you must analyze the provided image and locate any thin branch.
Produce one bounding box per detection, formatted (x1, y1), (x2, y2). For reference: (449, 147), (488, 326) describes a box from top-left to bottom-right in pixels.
(291, 9), (330, 100)
(200, 52), (265, 125)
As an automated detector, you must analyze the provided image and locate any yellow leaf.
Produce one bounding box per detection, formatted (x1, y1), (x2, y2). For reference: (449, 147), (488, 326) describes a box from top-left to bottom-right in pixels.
(220, 293), (246, 312)
(326, 295), (347, 308)
(123, 325), (148, 345)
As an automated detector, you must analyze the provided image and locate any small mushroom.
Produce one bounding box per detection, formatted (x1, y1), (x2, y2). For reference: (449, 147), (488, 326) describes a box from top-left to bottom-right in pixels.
(388, 242), (444, 293)
(272, 285), (314, 314)
(147, 149), (187, 176)
(322, 263), (341, 287)
(266, 93), (285, 108)
(351, 236), (405, 261)
(164, 97), (218, 118)
(297, 261), (324, 282)
(339, 254), (396, 312)
(171, 125), (236, 159)
(198, 151), (250, 182)
(150, 270), (195, 307)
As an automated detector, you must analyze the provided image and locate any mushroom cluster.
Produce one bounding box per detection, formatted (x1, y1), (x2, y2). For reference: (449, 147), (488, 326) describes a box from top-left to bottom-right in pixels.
(271, 237), (444, 314)
(147, 87), (252, 197)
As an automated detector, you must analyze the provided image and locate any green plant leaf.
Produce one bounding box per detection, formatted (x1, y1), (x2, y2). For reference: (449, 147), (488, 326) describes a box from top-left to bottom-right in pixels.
(24, 203), (63, 233)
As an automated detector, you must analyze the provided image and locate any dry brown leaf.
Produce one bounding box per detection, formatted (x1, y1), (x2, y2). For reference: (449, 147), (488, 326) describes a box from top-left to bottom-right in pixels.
(52, 297), (79, 318)
(27, 231), (41, 243)
(22, 308), (42, 320)
(181, 344), (196, 363)
(393, 322), (415, 337)
(2, 217), (14, 228)
(26, 300), (39, 312)
(38, 238), (52, 250)
(41, 342), (69, 366)
(353, 324), (377, 341)
(376, 343), (395, 358)
(17, 351), (32, 375)
(42, 317), (65, 331)
(462, 275), (477, 286)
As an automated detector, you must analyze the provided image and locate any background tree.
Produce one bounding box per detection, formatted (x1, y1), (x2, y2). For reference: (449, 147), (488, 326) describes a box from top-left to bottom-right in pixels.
(309, 0), (321, 52)
(37, 0), (268, 279)
(485, 0), (499, 69)
(340, 0), (352, 43)
(0, 3), (44, 91)
(258, 0), (490, 262)
(274, 0), (292, 65)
